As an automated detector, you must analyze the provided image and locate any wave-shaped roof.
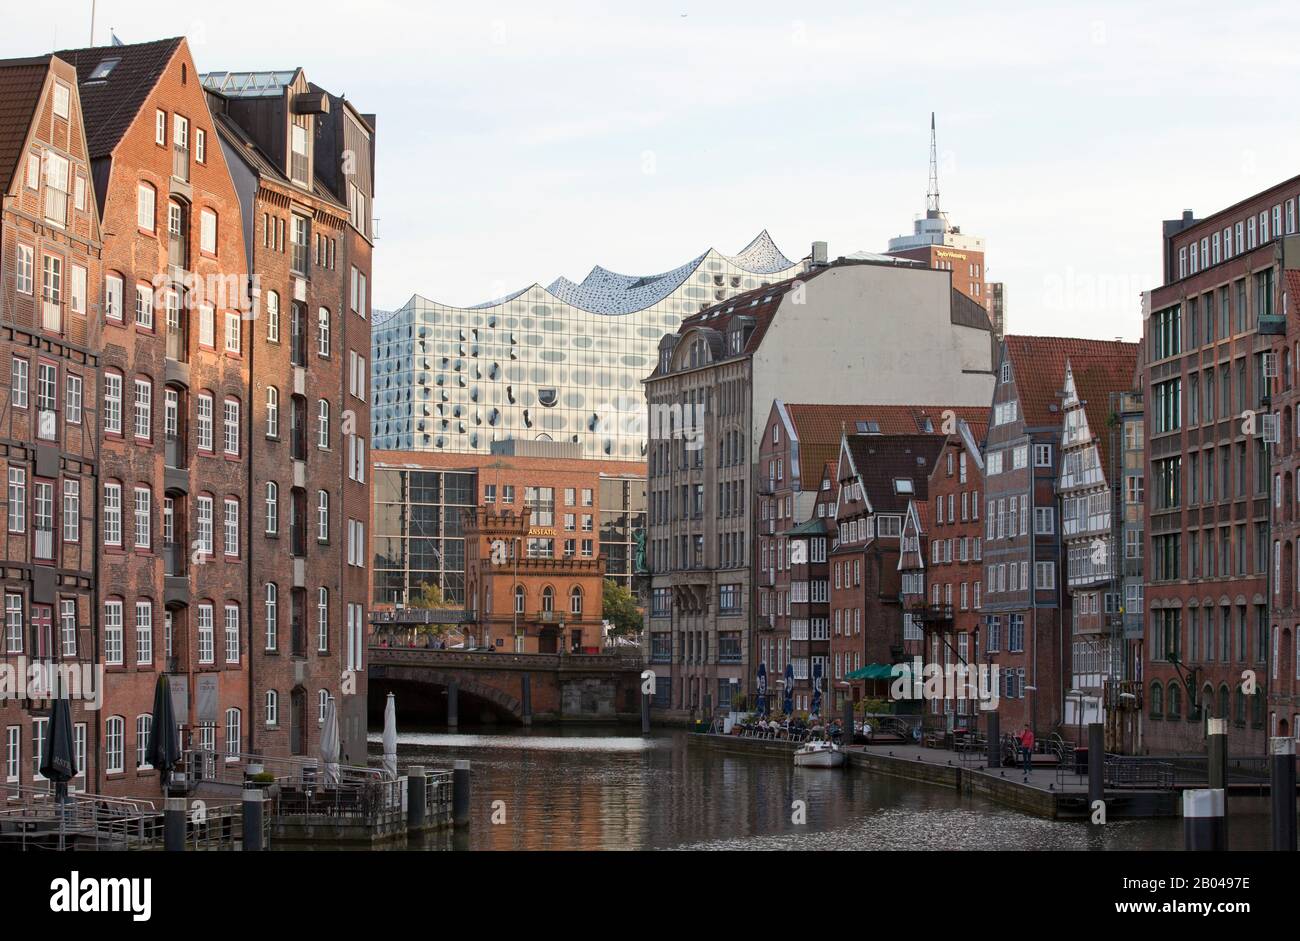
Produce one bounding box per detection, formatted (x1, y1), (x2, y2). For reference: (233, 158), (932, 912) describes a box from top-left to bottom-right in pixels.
(402, 230), (799, 317)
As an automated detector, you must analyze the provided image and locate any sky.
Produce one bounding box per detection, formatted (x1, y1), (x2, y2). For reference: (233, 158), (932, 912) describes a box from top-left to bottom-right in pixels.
(7, 1), (1300, 340)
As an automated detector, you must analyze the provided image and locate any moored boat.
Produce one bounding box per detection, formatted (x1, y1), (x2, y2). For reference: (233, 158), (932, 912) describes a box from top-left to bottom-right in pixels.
(793, 740), (844, 768)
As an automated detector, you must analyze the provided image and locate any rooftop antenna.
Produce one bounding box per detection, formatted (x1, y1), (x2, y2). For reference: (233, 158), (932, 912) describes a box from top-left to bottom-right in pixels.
(926, 112), (941, 217)
(89, 0), (95, 45)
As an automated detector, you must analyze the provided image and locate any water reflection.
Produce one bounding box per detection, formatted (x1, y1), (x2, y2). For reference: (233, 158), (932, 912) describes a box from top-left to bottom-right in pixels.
(374, 727), (1273, 851)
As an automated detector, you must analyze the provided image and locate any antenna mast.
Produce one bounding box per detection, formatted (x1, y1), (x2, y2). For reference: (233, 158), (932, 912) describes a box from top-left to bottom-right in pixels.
(926, 112), (941, 216)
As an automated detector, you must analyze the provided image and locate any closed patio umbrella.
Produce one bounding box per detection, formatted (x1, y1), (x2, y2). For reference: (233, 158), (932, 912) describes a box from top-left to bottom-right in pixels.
(40, 687), (77, 804)
(783, 663), (794, 717)
(382, 692), (397, 779)
(756, 663), (767, 716)
(320, 696), (340, 788)
(146, 674), (181, 794)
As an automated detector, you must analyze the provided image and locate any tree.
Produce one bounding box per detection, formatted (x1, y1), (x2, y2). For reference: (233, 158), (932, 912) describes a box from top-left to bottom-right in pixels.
(407, 581), (460, 637)
(602, 579), (643, 637)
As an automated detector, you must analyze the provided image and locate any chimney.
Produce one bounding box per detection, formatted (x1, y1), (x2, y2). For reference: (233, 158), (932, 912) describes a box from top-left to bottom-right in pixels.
(811, 241), (828, 267)
(1182, 209), (1194, 223)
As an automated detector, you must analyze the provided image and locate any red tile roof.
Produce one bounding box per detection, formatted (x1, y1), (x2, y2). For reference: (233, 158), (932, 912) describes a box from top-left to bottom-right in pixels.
(0, 56), (50, 194)
(1068, 343), (1139, 472)
(1003, 335), (1138, 429)
(785, 402), (989, 484)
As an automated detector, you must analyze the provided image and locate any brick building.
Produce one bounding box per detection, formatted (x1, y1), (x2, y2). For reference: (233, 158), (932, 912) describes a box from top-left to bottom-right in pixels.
(202, 66), (377, 765)
(828, 433), (944, 713)
(462, 506), (607, 654)
(982, 336), (1136, 741)
(901, 421), (989, 730)
(755, 401), (989, 712)
(0, 55), (102, 794)
(1143, 185), (1289, 754)
(53, 38), (255, 795)
(1057, 345), (1139, 748)
(645, 255), (996, 722)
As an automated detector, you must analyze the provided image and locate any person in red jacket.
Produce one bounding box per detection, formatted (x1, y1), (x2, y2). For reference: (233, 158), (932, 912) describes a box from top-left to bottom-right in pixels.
(1019, 724), (1035, 781)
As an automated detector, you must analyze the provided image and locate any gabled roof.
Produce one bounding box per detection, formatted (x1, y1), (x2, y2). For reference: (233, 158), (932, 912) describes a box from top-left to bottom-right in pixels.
(0, 55), (50, 193)
(1065, 342), (1139, 472)
(841, 433), (945, 517)
(1003, 335), (1139, 429)
(52, 37), (182, 158)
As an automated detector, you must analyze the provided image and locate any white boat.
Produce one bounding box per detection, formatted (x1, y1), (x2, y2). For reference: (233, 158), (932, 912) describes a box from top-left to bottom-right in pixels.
(793, 740), (844, 768)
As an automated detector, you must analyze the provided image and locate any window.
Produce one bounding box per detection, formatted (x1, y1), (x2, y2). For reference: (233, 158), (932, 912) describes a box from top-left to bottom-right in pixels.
(223, 498), (239, 556)
(225, 311), (241, 353)
(317, 490), (329, 541)
(317, 588), (329, 652)
(197, 604), (214, 663)
(133, 487), (151, 548)
(103, 600), (122, 664)
(105, 717), (124, 774)
(265, 583), (278, 649)
(317, 399), (330, 448)
(66, 374), (82, 425)
(265, 690), (279, 726)
(62, 479), (79, 542)
(132, 378), (152, 439)
(195, 495), (213, 556)
(6, 468), (24, 534)
(266, 291), (280, 341)
(70, 264), (86, 315)
(224, 708), (239, 760)
(15, 244), (33, 295)
(196, 394), (213, 450)
(200, 208), (217, 254)
(265, 482), (279, 534)
(1034, 444), (1052, 467)
(224, 605), (240, 663)
(317, 307), (331, 356)
(103, 482), (121, 546)
(135, 601), (152, 665)
(199, 305), (215, 347)
(223, 398), (240, 455)
(196, 128), (206, 164)
(137, 182), (155, 231)
(266, 386), (280, 438)
(11, 357), (28, 408)
(133, 284), (153, 330)
(4, 594), (21, 654)
(154, 110), (166, 145)
(570, 587), (583, 615)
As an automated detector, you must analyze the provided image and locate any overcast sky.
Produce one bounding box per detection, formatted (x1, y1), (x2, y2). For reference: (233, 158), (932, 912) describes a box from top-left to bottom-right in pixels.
(8, 1), (1300, 339)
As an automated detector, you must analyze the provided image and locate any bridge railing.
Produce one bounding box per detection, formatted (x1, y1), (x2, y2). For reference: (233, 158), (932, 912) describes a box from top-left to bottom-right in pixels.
(368, 646), (643, 671)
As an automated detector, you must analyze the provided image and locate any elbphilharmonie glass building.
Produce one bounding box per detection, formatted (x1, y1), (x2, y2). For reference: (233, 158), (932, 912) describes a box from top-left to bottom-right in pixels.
(371, 232), (806, 459)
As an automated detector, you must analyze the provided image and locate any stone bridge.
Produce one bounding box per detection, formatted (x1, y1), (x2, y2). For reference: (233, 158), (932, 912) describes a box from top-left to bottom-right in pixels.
(368, 647), (646, 726)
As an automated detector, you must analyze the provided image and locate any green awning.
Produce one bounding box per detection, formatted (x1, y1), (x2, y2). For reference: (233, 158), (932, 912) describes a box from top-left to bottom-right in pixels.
(846, 663), (909, 681)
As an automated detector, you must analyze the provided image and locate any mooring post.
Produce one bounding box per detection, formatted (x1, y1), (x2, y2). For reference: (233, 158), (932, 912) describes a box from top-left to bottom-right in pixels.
(521, 674), (532, 727)
(1207, 717), (1228, 845)
(164, 797), (186, 852)
(407, 765), (427, 833)
(1271, 737), (1297, 852)
(843, 700), (854, 746)
(641, 688), (650, 736)
(986, 710), (1000, 768)
(1183, 788), (1225, 851)
(453, 759), (471, 828)
(1087, 722), (1104, 814)
(447, 680), (459, 730)
(242, 790), (264, 851)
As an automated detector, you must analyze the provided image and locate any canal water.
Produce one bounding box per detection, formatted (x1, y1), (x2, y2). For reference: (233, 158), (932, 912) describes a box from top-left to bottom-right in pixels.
(371, 725), (1278, 850)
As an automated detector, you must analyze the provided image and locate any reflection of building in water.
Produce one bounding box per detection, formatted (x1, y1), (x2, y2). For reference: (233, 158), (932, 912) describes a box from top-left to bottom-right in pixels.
(371, 233), (807, 459)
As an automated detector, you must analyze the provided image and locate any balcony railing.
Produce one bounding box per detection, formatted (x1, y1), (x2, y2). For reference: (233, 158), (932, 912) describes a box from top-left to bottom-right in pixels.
(34, 528), (54, 561)
(909, 604), (954, 624)
(164, 542), (186, 578)
(165, 435), (186, 470)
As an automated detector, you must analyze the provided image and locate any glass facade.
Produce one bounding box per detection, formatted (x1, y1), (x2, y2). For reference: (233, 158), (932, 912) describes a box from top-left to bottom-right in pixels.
(600, 476), (648, 601)
(371, 233), (804, 459)
(372, 468), (475, 605)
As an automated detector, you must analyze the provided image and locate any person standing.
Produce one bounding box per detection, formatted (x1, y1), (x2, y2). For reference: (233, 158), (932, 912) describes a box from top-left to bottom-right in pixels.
(1019, 724), (1035, 781)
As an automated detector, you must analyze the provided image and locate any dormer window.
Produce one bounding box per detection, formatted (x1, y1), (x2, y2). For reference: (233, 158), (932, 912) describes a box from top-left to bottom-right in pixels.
(894, 479), (914, 495)
(290, 120), (310, 186)
(856, 420), (880, 435)
(88, 58), (120, 81)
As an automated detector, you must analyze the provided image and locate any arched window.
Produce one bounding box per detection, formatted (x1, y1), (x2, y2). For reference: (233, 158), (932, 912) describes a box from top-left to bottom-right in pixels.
(318, 689), (330, 724)
(317, 588), (329, 652)
(514, 586), (525, 614)
(266, 290), (280, 341)
(136, 714), (153, 769)
(1149, 681), (1163, 719)
(265, 583), (278, 650)
(317, 399), (330, 449)
(1167, 681), (1182, 720)
(570, 586), (582, 615)
(266, 386), (280, 438)
(225, 708), (241, 760)
(317, 307), (331, 357)
(105, 716), (125, 773)
(265, 689), (279, 727)
(316, 490), (329, 541)
(542, 586), (554, 613)
(265, 482), (278, 534)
